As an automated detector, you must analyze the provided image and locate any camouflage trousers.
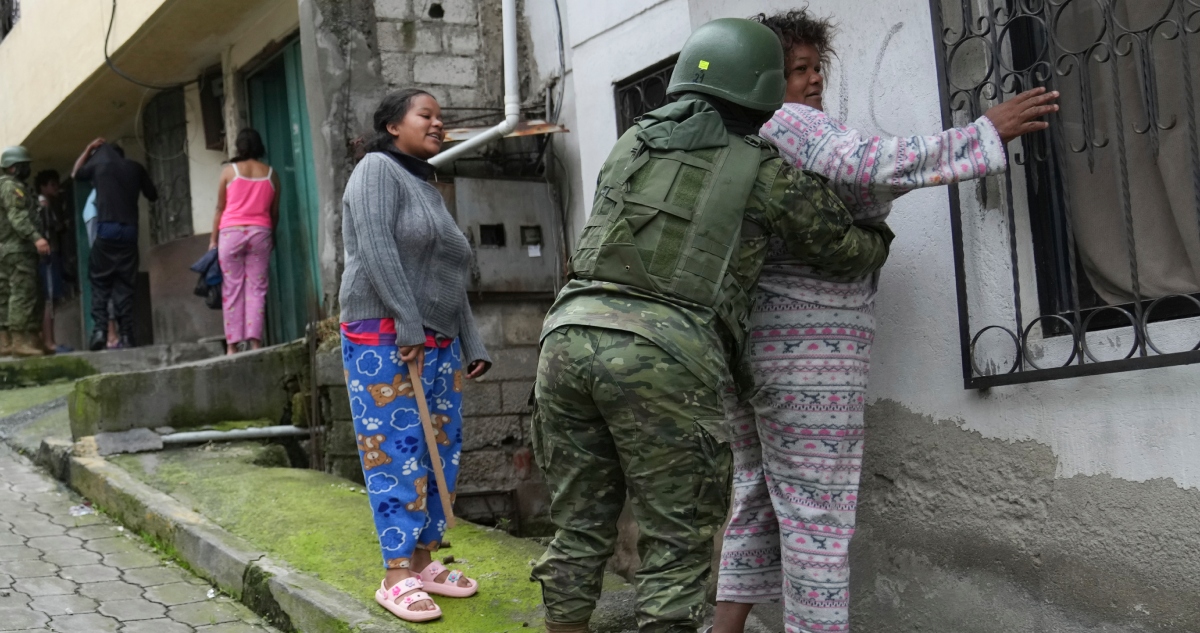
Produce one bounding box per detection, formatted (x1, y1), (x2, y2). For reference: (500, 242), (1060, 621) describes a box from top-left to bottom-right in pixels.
(0, 250), (39, 332)
(531, 325), (733, 633)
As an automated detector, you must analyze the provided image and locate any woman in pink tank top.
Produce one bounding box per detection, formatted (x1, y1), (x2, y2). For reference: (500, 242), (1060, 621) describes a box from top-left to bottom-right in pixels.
(209, 129), (280, 355)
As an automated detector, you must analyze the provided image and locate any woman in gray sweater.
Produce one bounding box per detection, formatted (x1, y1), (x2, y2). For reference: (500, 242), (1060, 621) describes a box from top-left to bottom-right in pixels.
(339, 89), (490, 622)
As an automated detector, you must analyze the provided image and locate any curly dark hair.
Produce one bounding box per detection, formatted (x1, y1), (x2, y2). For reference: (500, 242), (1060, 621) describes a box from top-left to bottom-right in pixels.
(751, 6), (837, 66)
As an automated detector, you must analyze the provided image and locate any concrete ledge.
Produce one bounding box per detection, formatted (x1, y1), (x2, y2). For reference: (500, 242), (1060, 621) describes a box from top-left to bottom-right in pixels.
(0, 355), (97, 389)
(0, 341), (222, 390)
(66, 453), (411, 632)
(261, 559), (380, 632)
(69, 341), (308, 439)
(173, 521), (263, 598)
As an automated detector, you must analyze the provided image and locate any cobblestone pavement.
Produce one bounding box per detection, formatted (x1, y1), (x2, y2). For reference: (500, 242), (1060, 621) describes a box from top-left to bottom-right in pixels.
(0, 445), (280, 632)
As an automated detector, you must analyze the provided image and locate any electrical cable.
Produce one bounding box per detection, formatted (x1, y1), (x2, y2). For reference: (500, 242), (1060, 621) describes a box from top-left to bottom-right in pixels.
(105, 0), (197, 91)
(550, 0), (567, 123)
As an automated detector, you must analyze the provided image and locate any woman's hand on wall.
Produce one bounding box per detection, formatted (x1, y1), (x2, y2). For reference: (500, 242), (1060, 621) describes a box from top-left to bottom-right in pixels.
(466, 360), (490, 379)
(984, 87), (1060, 144)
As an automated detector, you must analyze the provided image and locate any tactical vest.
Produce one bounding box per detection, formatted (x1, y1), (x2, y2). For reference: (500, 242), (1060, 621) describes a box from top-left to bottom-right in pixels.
(570, 125), (767, 349)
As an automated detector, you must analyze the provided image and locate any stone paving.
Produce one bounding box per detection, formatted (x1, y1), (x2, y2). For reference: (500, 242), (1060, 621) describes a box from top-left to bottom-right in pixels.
(0, 444), (279, 633)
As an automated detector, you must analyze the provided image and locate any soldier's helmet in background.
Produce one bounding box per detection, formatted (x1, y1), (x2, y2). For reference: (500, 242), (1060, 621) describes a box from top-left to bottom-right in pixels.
(0, 146), (32, 169)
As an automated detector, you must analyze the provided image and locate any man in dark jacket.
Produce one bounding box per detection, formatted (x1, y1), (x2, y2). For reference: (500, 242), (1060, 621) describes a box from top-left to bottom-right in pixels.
(72, 139), (157, 349)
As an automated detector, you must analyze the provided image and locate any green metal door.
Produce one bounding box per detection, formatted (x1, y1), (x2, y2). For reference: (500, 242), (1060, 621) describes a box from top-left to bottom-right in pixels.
(247, 38), (322, 344)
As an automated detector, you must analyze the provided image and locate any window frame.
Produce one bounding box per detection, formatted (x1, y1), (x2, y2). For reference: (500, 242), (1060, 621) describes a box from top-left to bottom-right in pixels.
(613, 55), (679, 135)
(927, 0), (1200, 389)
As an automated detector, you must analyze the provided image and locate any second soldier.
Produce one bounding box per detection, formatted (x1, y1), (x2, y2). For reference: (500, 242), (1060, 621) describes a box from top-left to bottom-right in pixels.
(0, 146), (52, 357)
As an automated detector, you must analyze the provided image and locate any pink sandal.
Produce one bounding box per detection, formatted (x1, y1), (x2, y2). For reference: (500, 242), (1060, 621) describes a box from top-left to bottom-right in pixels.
(375, 577), (442, 622)
(418, 561), (478, 598)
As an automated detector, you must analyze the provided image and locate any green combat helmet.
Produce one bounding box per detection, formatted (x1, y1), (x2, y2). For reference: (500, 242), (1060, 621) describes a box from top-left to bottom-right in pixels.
(0, 146), (32, 169)
(666, 17), (786, 112)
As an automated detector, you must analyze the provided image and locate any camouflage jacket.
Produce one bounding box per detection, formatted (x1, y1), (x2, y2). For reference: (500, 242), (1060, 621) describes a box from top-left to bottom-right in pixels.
(0, 174), (43, 255)
(544, 103), (894, 393)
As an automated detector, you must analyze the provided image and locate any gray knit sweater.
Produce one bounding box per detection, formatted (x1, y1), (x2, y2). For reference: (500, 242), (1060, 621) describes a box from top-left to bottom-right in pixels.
(339, 152), (490, 364)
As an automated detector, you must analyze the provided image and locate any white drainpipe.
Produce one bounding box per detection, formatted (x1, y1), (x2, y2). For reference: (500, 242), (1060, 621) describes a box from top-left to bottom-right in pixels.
(429, 0), (520, 167)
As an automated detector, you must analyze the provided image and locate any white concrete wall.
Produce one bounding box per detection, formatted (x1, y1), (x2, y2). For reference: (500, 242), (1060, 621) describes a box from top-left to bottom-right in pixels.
(184, 0), (300, 237)
(523, 0), (586, 245)
(184, 85), (228, 237)
(0, 0), (170, 147)
(561, 0), (1200, 492)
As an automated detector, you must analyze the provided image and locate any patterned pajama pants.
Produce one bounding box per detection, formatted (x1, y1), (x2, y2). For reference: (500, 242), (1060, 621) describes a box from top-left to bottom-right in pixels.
(341, 337), (464, 570)
(717, 270), (875, 633)
(218, 225), (272, 344)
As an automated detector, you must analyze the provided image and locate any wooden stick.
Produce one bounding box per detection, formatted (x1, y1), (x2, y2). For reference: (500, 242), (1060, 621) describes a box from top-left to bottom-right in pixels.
(407, 358), (456, 529)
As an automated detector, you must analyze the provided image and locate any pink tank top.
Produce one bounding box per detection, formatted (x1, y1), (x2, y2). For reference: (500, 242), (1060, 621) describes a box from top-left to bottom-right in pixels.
(219, 163), (275, 230)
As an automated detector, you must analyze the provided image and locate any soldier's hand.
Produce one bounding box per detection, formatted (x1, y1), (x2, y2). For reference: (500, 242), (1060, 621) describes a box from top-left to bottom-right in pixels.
(985, 87), (1060, 144)
(34, 238), (50, 256)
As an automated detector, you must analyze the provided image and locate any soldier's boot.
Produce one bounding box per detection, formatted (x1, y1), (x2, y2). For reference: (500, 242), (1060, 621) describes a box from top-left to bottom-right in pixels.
(544, 621), (590, 633)
(11, 332), (45, 357)
(0, 331), (11, 356)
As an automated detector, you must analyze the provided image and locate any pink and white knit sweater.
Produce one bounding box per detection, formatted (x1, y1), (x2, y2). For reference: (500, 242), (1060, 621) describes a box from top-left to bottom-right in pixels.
(759, 103), (1008, 277)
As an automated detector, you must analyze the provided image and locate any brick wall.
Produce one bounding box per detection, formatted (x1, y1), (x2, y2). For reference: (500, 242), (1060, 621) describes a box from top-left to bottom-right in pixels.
(373, 0), (505, 112)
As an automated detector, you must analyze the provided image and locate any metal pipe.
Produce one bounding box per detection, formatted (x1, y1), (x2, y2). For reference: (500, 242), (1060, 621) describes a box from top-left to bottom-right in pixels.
(160, 425), (312, 446)
(428, 0), (520, 167)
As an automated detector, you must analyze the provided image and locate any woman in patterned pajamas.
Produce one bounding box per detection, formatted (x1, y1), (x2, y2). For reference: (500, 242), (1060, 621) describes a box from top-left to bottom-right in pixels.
(712, 10), (1059, 633)
(340, 89), (491, 623)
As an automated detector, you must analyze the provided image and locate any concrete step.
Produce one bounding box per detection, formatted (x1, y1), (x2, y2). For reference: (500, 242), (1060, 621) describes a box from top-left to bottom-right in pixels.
(0, 340), (223, 390)
(68, 341), (308, 440)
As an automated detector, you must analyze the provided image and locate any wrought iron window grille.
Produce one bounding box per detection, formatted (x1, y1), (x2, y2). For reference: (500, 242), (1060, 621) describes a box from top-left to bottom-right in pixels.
(142, 88), (194, 246)
(929, 0), (1200, 388)
(614, 56), (678, 135)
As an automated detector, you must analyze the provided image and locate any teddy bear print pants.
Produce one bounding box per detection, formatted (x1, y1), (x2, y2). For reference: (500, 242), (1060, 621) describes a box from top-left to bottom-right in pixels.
(341, 335), (464, 570)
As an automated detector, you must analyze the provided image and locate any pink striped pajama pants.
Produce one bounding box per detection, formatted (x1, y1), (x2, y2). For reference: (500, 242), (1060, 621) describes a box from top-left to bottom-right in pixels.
(217, 225), (272, 345)
(717, 268), (875, 633)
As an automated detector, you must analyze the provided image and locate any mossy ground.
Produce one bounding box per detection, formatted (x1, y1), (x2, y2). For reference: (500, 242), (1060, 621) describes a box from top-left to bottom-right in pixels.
(0, 382), (74, 418)
(113, 443), (551, 632)
(0, 355), (94, 390)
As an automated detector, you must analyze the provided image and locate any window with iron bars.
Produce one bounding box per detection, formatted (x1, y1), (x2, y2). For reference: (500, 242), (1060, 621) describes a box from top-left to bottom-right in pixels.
(0, 0), (19, 41)
(929, 0), (1200, 388)
(614, 56), (678, 135)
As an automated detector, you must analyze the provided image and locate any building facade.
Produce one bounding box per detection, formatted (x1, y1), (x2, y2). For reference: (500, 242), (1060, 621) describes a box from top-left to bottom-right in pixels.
(556, 0), (1200, 631)
(5, 0), (1199, 630)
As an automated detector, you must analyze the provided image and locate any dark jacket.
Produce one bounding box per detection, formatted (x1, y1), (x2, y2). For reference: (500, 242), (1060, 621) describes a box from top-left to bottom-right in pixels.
(75, 145), (158, 226)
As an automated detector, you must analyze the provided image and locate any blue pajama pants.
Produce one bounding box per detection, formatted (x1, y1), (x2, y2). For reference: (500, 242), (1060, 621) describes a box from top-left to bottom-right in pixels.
(341, 337), (464, 570)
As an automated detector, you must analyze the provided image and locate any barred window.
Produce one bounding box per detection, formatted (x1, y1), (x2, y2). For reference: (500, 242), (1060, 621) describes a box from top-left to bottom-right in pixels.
(141, 89), (194, 245)
(930, 0), (1200, 387)
(614, 56), (678, 135)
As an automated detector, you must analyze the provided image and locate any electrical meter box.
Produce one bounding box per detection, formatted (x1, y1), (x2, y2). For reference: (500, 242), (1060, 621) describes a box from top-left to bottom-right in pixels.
(452, 178), (561, 294)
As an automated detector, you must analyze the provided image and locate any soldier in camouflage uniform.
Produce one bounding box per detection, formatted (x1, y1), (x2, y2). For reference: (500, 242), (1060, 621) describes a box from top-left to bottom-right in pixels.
(530, 19), (895, 633)
(0, 146), (50, 357)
